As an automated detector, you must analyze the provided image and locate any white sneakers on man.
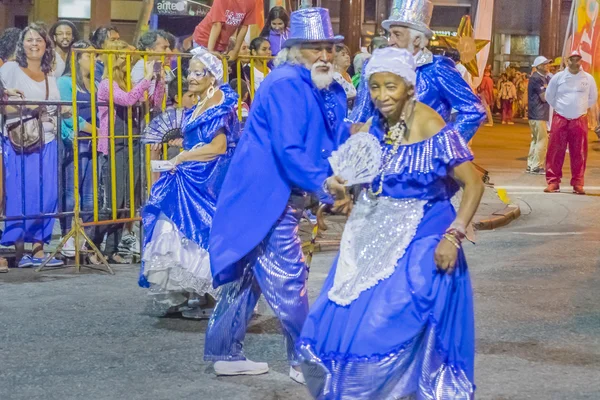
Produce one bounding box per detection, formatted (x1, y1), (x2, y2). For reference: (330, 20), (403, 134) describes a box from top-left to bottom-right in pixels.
(213, 360), (306, 384)
(289, 367), (306, 385)
(213, 360), (269, 376)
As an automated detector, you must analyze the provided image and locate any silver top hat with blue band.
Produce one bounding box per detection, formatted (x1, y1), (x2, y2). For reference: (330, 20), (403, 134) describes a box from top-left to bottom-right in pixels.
(382, 0), (434, 39)
(283, 7), (344, 48)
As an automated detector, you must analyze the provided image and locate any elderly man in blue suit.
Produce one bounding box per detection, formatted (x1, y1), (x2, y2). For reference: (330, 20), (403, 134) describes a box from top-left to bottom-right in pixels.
(204, 8), (348, 383)
(351, 0), (486, 142)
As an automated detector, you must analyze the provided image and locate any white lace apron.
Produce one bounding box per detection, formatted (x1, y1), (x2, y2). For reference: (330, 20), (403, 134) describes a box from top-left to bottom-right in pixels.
(328, 192), (427, 306)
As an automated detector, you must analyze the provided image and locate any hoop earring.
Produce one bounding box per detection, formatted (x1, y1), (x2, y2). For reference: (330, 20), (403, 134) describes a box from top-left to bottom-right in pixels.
(206, 85), (215, 99)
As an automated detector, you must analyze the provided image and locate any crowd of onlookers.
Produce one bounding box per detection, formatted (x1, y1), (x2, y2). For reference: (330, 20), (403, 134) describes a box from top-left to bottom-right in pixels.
(0, 1), (578, 271)
(0, 3), (377, 271)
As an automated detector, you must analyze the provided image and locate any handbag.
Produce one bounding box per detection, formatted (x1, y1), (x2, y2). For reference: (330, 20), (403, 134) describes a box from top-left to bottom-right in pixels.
(6, 76), (49, 153)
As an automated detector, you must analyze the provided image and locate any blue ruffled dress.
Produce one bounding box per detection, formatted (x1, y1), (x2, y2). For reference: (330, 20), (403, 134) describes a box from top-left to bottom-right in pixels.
(138, 85), (240, 304)
(299, 113), (476, 400)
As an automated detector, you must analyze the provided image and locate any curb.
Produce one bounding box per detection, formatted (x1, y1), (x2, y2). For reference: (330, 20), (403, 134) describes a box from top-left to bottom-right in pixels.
(473, 204), (521, 231)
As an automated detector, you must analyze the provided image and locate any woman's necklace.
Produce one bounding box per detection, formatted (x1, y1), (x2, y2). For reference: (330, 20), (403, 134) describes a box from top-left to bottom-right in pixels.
(190, 91), (212, 122)
(369, 99), (416, 197)
(369, 122), (407, 196)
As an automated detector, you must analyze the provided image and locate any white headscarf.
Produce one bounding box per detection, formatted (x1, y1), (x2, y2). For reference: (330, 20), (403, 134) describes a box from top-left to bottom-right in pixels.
(190, 47), (224, 85)
(365, 47), (417, 85)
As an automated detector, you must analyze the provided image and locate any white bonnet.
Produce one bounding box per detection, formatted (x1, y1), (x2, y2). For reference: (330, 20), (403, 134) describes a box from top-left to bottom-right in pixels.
(189, 47), (224, 85)
(365, 47), (417, 86)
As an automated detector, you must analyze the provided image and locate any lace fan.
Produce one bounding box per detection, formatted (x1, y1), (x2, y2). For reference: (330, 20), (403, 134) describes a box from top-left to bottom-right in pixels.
(142, 108), (185, 144)
(328, 132), (382, 186)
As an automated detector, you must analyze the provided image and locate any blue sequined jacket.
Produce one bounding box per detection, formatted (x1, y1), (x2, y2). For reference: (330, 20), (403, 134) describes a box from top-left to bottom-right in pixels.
(209, 63), (348, 287)
(350, 49), (486, 142)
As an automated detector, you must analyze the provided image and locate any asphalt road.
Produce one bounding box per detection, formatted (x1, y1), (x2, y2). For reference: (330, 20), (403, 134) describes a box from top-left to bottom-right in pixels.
(1, 122), (599, 400)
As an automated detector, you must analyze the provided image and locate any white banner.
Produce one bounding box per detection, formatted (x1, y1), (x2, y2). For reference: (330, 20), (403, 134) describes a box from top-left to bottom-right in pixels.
(472, 0), (494, 88)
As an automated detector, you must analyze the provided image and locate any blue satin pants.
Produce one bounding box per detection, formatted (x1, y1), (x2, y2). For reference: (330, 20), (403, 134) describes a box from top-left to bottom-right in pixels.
(204, 203), (309, 365)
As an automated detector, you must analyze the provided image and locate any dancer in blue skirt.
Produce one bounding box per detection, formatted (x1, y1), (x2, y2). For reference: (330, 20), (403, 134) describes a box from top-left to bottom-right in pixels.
(139, 48), (240, 318)
(299, 47), (484, 399)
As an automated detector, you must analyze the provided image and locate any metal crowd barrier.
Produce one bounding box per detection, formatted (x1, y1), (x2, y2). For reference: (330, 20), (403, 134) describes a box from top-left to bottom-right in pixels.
(0, 49), (323, 274)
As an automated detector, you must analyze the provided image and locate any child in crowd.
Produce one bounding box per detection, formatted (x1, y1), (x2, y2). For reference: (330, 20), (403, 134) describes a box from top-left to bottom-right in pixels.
(168, 79), (197, 110)
(243, 37), (272, 93)
(229, 78), (250, 128)
(260, 6), (290, 57)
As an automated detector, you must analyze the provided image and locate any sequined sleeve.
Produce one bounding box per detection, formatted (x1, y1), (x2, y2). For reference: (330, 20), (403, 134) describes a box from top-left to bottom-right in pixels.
(349, 59), (375, 123)
(433, 57), (486, 142)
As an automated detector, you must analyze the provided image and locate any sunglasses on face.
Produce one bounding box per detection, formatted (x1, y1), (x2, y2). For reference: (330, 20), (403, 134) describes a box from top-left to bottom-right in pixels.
(188, 69), (210, 79)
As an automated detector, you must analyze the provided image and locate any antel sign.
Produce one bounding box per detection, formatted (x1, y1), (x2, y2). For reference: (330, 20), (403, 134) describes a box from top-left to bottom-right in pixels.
(154, 0), (188, 15)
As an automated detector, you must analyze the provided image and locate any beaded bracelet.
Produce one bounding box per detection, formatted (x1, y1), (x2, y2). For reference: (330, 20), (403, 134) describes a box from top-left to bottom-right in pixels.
(443, 233), (461, 249)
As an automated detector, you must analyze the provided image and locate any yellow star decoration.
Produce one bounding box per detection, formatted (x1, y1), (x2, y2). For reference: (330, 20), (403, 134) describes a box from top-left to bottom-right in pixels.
(437, 15), (489, 78)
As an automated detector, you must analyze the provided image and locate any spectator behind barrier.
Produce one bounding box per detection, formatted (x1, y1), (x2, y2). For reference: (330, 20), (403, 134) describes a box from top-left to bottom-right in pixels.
(89, 26), (120, 82)
(56, 40), (99, 259)
(0, 28), (22, 68)
(243, 37), (271, 93)
(368, 36), (388, 53)
(227, 38), (250, 82)
(333, 44), (357, 105)
(229, 78), (250, 126)
(97, 39), (165, 264)
(49, 20), (80, 78)
(0, 23), (64, 268)
(132, 30), (172, 96)
(168, 79), (197, 110)
(352, 52), (371, 88)
(260, 6), (290, 57)
(0, 73), (25, 272)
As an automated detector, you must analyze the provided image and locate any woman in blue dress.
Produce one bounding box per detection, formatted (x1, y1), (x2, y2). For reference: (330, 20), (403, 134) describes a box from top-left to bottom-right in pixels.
(139, 48), (240, 318)
(299, 48), (484, 399)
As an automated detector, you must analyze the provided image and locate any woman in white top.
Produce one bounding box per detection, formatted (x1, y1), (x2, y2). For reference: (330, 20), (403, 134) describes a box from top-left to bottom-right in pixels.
(333, 44), (357, 107)
(243, 37), (272, 94)
(0, 23), (63, 268)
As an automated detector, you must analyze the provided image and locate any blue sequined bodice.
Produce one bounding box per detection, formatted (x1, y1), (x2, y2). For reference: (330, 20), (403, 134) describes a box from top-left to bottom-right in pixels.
(181, 84), (240, 151)
(369, 113), (473, 201)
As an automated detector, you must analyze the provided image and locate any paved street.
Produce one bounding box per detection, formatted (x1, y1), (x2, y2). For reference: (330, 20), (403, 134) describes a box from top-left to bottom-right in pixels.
(1, 122), (600, 399)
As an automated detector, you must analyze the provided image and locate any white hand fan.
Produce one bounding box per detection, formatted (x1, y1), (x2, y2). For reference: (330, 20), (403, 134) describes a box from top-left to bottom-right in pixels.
(328, 132), (382, 186)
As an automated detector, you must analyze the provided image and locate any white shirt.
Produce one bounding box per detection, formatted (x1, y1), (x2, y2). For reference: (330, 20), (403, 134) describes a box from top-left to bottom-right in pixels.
(252, 67), (266, 91)
(52, 50), (66, 77)
(0, 61), (60, 143)
(546, 69), (598, 119)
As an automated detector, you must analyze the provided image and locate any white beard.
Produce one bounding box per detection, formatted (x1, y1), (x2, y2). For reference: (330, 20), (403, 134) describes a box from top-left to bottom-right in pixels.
(311, 62), (334, 89)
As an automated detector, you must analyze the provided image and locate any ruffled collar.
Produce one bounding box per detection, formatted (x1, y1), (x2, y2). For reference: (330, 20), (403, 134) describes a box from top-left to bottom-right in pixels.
(183, 84), (238, 132)
(371, 111), (455, 148)
(414, 48), (434, 67)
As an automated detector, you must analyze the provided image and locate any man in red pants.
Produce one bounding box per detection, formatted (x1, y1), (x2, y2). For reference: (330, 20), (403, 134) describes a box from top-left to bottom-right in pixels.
(544, 51), (598, 194)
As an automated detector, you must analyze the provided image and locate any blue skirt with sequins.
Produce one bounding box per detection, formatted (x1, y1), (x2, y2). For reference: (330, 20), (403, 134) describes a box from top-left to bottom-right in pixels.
(298, 200), (475, 400)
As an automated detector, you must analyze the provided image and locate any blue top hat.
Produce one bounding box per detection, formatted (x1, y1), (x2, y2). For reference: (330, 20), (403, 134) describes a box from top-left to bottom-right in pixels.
(283, 7), (344, 49)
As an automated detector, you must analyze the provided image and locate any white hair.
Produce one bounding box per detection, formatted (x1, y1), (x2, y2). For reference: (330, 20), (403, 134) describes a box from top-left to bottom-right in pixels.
(273, 45), (334, 89)
(274, 47), (303, 67)
(408, 29), (429, 53)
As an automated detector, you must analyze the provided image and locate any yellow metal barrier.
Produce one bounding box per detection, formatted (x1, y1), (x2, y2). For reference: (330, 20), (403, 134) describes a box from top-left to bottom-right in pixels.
(39, 50), (276, 272)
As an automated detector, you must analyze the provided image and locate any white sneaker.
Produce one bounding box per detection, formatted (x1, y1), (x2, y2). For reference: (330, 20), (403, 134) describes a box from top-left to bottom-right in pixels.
(61, 236), (85, 258)
(289, 366), (306, 385)
(214, 360), (269, 376)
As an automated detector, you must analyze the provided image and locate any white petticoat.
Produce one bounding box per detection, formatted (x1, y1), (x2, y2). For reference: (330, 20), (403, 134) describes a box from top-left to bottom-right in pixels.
(143, 213), (218, 299)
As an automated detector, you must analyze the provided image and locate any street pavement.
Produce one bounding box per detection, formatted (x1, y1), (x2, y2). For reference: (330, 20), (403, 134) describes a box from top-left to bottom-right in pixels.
(1, 121), (600, 399)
